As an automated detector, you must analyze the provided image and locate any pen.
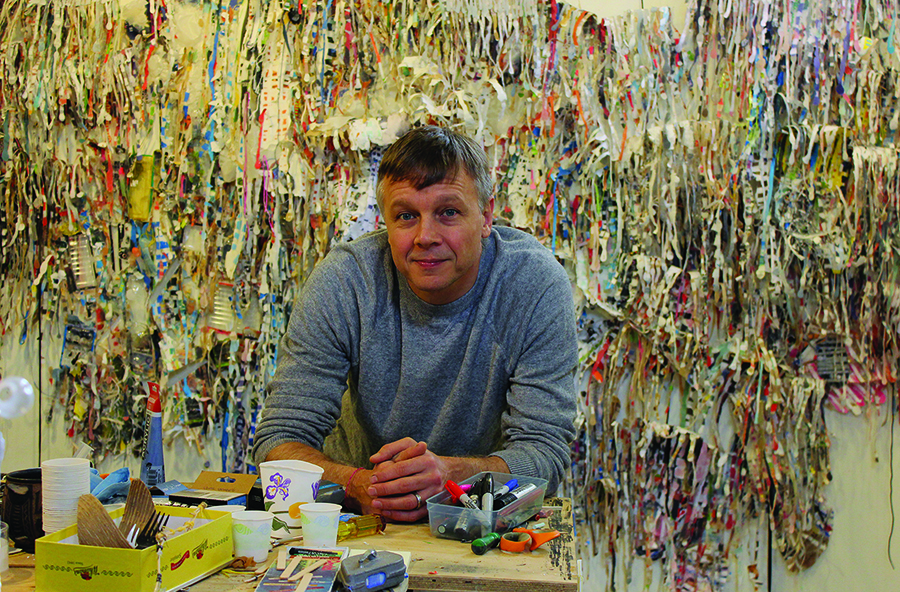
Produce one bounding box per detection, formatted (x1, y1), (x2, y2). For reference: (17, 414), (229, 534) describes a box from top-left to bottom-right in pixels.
(447, 483), (473, 504)
(493, 482), (537, 510)
(471, 532), (501, 555)
(492, 478), (517, 498)
(445, 480), (479, 510)
(480, 474), (494, 512)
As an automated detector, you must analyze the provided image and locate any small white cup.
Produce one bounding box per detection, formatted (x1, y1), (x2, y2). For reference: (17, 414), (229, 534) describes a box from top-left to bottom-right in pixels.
(299, 503), (341, 548)
(231, 510), (273, 562)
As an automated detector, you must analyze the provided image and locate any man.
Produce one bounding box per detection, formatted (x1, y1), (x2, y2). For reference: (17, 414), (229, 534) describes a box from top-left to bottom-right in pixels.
(252, 125), (577, 522)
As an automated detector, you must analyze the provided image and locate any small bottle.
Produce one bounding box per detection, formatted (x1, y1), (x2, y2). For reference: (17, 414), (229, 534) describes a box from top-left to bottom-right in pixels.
(140, 382), (165, 487)
(337, 514), (386, 541)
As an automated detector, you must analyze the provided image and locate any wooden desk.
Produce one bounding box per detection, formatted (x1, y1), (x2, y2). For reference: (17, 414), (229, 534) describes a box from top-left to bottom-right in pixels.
(2, 498), (578, 592)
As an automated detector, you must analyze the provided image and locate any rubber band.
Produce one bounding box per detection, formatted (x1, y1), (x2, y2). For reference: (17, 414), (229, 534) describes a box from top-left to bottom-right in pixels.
(347, 467), (365, 490)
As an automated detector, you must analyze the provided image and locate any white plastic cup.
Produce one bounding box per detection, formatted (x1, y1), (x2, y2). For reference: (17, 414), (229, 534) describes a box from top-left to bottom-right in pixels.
(231, 510), (273, 563)
(41, 458), (90, 534)
(299, 503), (341, 548)
(258, 460), (324, 528)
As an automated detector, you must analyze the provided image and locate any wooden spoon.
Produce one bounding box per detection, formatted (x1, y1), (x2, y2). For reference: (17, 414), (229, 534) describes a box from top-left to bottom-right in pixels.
(118, 479), (156, 536)
(77, 494), (132, 548)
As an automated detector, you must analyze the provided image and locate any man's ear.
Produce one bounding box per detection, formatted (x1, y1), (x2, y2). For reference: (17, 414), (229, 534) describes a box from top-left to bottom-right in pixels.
(482, 198), (495, 238)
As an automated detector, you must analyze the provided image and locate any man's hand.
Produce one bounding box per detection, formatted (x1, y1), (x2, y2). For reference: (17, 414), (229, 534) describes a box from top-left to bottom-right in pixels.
(366, 438), (445, 521)
(366, 438), (510, 522)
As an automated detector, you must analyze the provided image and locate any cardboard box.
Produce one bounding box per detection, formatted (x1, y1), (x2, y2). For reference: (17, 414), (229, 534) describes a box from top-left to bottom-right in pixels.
(168, 471), (258, 506)
(35, 505), (233, 592)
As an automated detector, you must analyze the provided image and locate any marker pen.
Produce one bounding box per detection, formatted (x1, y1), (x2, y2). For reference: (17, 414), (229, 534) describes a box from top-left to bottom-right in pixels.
(471, 532), (502, 555)
(472, 473), (492, 497)
(492, 478), (518, 498)
(493, 482), (537, 510)
(446, 483), (473, 504)
(446, 480), (479, 510)
(480, 474), (494, 512)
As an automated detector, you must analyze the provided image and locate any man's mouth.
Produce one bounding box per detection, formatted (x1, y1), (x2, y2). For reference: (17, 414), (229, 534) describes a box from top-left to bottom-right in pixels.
(413, 259), (445, 269)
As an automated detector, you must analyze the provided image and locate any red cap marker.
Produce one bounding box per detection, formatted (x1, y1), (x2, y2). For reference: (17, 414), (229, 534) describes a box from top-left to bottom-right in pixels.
(445, 480), (479, 510)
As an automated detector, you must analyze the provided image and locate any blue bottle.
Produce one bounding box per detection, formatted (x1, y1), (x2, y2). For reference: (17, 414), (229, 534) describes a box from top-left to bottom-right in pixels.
(140, 382), (165, 487)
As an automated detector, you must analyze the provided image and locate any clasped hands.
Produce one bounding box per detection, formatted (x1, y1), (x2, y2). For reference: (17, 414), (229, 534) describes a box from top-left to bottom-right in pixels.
(348, 437), (446, 522)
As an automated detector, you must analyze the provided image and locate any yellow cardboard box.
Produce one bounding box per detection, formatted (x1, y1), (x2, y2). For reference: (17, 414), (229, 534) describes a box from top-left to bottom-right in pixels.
(35, 505), (233, 592)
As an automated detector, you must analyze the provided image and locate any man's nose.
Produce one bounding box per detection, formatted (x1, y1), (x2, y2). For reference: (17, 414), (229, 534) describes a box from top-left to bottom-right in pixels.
(414, 217), (441, 247)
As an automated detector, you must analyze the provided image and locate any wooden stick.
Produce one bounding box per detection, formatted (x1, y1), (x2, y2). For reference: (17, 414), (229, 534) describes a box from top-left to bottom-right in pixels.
(292, 572), (313, 592)
(276, 548), (288, 570)
(254, 560), (273, 575)
(279, 555), (302, 580)
(287, 558), (327, 582)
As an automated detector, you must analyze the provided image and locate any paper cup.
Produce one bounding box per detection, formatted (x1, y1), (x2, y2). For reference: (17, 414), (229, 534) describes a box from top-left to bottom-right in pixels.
(231, 510), (273, 563)
(41, 458), (90, 534)
(258, 460), (324, 529)
(299, 503), (341, 548)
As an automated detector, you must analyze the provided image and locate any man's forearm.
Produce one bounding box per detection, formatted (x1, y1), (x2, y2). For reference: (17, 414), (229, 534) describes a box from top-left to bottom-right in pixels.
(441, 454), (510, 483)
(265, 442), (360, 492)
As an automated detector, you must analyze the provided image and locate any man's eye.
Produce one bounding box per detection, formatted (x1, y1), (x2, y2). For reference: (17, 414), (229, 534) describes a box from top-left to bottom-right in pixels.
(398, 213), (414, 221)
(442, 209), (459, 217)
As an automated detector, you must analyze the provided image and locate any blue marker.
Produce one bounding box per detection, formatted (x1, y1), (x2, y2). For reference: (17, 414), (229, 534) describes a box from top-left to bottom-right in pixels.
(492, 478), (517, 498)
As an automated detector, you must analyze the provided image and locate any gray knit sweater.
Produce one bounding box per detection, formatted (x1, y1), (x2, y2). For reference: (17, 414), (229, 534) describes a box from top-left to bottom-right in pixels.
(252, 226), (578, 492)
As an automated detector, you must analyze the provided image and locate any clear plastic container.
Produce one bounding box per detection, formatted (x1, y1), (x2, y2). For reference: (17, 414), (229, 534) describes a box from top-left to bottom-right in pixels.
(425, 472), (547, 541)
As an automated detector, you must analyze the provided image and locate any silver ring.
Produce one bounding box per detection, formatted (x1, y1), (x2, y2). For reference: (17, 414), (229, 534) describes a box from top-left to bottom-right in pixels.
(413, 492), (423, 509)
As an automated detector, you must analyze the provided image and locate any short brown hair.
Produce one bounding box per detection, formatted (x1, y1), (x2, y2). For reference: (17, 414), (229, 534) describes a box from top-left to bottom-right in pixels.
(376, 126), (493, 212)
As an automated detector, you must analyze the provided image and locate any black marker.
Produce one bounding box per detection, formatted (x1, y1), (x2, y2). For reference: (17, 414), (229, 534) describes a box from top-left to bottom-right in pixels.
(493, 482), (537, 510)
(481, 474), (494, 512)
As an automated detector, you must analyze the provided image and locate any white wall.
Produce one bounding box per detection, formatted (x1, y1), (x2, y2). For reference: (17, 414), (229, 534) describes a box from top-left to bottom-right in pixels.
(774, 410), (900, 591)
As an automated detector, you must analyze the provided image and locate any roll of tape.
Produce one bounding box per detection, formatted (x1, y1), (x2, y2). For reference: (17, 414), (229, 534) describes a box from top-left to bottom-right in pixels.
(500, 531), (531, 553)
(512, 528), (561, 551)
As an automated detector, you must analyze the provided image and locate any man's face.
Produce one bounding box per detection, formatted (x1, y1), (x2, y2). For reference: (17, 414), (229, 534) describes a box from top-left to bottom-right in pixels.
(382, 173), (493, 305)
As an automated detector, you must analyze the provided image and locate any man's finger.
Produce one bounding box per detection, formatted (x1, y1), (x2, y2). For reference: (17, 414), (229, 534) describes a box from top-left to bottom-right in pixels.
(370, 493), (430, 521)
(380, 507), (429, 523)
(391, 441), (427, 462)
(370, 451), (435, 487)
(369, 437), (418, 464)
(367, 470), (429, 498)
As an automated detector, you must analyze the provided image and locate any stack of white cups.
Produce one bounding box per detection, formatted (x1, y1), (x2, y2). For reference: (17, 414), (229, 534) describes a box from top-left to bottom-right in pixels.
(41, 458), (91, 534)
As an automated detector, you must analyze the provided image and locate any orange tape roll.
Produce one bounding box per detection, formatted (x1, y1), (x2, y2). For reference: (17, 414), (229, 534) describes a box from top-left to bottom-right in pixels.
(499, 532), (532, 553)
(512, 528), (561, 551)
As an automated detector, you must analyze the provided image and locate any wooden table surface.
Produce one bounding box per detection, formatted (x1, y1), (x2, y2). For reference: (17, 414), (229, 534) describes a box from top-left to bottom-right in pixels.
(2, 498), (578, 592)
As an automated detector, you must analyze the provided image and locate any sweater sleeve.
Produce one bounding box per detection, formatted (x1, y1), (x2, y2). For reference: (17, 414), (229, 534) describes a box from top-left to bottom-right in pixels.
(251, 251), (359, 465)
(489, 270), (578, 495)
